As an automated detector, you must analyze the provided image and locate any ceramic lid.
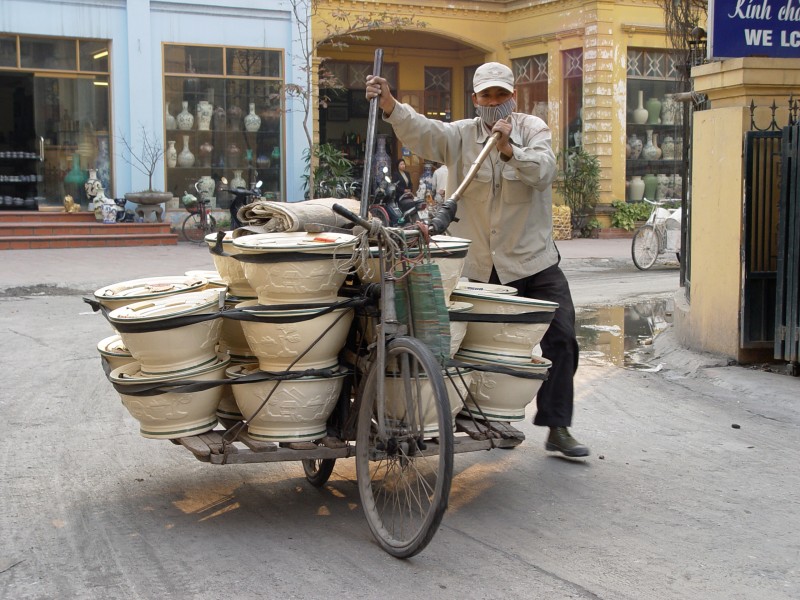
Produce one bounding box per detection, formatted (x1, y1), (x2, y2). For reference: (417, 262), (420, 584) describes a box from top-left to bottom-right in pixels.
(94, 275), (207, 301)
(231, 231), (357, 253)
(97, 334), (132, 357)
(454, 352), (552, 369)
(448, 301), (473, 314)
(185, 270), (226, 287)
(108, 289), (225, 323)
(455, 281), (517, 295)
(110, 353), (231, 383)
(450, 288), (558, 310)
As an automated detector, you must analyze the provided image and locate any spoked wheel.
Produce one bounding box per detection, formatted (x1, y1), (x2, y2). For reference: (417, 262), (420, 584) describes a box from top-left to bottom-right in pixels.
(355, 336), (454, 559)
(632, 225), (661, 270)
(302, 459), (336, 487)
(182, 213), (217, 243)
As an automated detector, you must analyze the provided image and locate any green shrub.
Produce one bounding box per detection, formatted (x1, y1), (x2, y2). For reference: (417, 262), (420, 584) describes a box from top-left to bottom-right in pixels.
(556, 147), (600, 238)
(611, 200), (652, 230)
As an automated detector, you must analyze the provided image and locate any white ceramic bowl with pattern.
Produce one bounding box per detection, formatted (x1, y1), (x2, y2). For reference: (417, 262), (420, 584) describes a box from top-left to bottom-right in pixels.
(96, 334), (135, 371)
(94, 275), (208, 311)
(447, 301), (473, 358)
(205, 231), (257, 298)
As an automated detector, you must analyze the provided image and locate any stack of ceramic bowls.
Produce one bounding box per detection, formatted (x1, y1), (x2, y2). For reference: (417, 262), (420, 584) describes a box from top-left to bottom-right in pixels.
(205, 231), (256, 298)
(447, 301), (473, 358)
(231, 231), (357, 305)
(358, 235), (471, 307)
(96, 334), (135, 371)
(226, 363), (346, 442)
(93, 275), (209, 312)
(106, 288), (229, 438)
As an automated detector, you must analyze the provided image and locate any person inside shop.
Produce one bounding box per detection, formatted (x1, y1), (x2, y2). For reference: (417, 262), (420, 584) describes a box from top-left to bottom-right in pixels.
(431, 162), (448, 207)
(365, 62), (589, 458)
(392, 158), (413, 198)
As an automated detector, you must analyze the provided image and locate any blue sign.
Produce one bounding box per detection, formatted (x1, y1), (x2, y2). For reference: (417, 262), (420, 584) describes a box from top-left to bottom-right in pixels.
(710, 0), (800, 58)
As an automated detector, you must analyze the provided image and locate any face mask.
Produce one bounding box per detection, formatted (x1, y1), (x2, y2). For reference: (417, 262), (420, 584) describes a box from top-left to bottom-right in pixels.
(475, 97), (516, 126)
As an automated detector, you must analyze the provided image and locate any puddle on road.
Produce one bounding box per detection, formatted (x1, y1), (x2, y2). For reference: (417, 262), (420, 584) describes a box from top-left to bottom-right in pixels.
(576, 298), (673, 370)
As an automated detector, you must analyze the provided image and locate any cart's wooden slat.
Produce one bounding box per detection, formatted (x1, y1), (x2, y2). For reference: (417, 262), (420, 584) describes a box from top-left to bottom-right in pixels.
(208, 445), (353, 465)
(197, 431), (237, 455)
(455, 417), (525, 441)
(176, 435), (212, 460)
(236, 431), (278, 453)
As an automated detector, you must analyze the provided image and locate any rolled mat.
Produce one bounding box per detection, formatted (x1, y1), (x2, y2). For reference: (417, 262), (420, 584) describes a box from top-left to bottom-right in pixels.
(233, 197), (362, 238)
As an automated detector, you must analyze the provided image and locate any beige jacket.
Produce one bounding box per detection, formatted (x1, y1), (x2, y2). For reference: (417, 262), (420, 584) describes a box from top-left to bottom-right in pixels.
(385, 103), (558, 283)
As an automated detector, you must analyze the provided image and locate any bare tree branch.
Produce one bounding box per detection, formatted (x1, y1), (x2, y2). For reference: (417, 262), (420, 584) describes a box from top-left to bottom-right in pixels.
(117, 125), (165, 191)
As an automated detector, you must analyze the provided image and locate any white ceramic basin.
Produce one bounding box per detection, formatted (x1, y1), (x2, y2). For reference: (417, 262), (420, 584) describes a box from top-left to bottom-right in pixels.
(96, 334), (135, 371)
(205, 231), (257, 298)
(94, 275), (209, 311)
(219, 296), (256, 361)
(447, 301), (472, 358)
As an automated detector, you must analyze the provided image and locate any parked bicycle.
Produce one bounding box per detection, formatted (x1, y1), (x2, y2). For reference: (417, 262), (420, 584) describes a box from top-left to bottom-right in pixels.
(180, 181), (217, 244)
(631, 198), (682, 270)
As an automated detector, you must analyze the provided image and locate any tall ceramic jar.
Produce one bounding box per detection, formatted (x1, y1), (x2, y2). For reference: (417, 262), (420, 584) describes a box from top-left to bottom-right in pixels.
(642, 130), (659, 161)
(244, 102), (261, 132)
(661, 136), (675, 160)
(643, 173), (658, 201)
(199, 141), (213, 168)
(661, 94), (677, 126)
(230, 169), (246, 190)
(629, 176), (645, 202)
(196, 100), (213, 131)
(228, 105), (243, 131)
(178, 135), (195, 167)
(197, 175), (215, 201)
(166, 140), (178, 168)
(165, 102), (176, 130)
(633, 90), (648, 125)
(646, 96), (662, 125)
(628, 133), (643, 160)
(177, 101), (194, 130)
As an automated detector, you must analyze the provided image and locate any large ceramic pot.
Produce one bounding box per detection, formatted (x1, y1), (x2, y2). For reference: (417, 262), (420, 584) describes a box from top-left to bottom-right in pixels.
(455, 354), (551, 421)
(450, 289), (557, 363)
(236, 299), (354, 371)
(108, 289), (225, 376)
(448, 301), (472, 358)
(218, 295), (257, 361)
(94, 275), (209, 311)
(216, 357), (258, 423)
(96, 334), (135, 371)
(227, 363), (346, 442)
(232, 232), (358, 304)
(359, 235), (471, 306)
(111, 354), (231, 439)
(205, 231), (257, 298)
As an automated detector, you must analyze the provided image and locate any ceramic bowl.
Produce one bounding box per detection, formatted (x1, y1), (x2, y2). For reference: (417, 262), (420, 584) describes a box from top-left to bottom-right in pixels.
(205, 231), (257, 298)
(450, 289), (558, 363)
(108, 289), (224, 375)
(236, 299), (354, 371)
(110, 354), (231, 439)
(216, 357), (258, 422)
(447, 301), (473, 358)
(358, 235), (471, 306)
(185, 269), (227, 290)
(227, 363), (345, 442)
(383, 367), (471, 437)
(232, 231), (357, 304)
(218, 296), (257, 361)
(96, 334), (135, 371)
(454, 354), (552, 421)
(94, 275), (209, 311)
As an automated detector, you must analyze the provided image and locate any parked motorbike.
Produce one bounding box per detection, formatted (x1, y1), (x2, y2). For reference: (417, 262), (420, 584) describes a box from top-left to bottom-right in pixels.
(368, 166), (427, 227)
(222, 178), (263, 229)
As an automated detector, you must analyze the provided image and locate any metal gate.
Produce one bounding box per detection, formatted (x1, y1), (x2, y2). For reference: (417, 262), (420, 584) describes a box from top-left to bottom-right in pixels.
(776, 123), (800, 362)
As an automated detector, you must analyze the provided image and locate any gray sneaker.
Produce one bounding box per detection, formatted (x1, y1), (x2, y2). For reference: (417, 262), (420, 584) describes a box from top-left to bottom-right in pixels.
(545, 427), (590, 457)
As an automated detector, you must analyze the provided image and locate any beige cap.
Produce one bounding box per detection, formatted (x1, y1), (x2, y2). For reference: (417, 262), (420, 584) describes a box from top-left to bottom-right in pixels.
(473, 62), (515, 93)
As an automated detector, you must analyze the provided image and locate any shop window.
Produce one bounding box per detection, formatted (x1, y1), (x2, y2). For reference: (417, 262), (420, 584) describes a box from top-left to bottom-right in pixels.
(512, 54), (548, 123)
(19, 37), (76, 71)
(625, 48), (684, 203)
(163, 44), (284, 204)
(0, 36), (17, 68)
(563, 48), (583, 150)
(424, 67), (451, 122)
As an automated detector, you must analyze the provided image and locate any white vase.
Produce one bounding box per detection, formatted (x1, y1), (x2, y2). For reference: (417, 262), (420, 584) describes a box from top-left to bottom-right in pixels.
(661, 94), (677, 126)
(642, 129), (659, 161)
(629, 175), (645, 201)
(197, 175), (215, 201)
(633, 90), (648, 125)
(661, 136), (675, 160)
(165, 102), (176, 130)
(177, 100), (194, 130)
(165, 140), (177, 168)
(177, 135), (195, 167)
(628, 133), (643, 160)
(244, 102), (261, 132)
(196, 100), (212, 131)
(230, 169), (246, 190)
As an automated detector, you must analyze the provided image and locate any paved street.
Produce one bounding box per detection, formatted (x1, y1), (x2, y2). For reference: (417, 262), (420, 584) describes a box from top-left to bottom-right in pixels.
(1, 239), (798, 600)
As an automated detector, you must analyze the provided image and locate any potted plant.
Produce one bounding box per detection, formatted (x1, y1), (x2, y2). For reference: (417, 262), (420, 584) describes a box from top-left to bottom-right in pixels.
(301, 143), (356, 199)
(555, 147), (600, 238)
(120, 126), (172, 205)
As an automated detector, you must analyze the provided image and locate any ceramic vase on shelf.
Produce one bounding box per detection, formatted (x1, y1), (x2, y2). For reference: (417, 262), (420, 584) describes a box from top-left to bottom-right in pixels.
(230, 169), (246, 190)
(178, 135), (195, 167)
(196, 100), (213, 131)
(64, 154), (88, 208)
(372, 134), (391, 190)
(256, 153), (271, 169)
(244, 102), (261, 133)
(166, 140), (177, 168)
(270, 145), (281, 164)
(661, 136), (675, 161)
(213, 106), (226, 131)
(628, 133), (643, 160)
(199, 141), (213, 168)
(642, 130), (659, 161)
(197, 175), (215, 202)
(629, 175), (645, 202)
(656, 174), (671, 200)
(228, 105), (243, 131)
(165, 102), (176, 130)
(661, 94), (677, 126)
(177, 101), (194, 131)
(643, 173), (658, 201)
(633, 90), (648, 125)
(653, 134), (663, 159)
(226, 143), (241, 169)
(646, 96), (662, 125)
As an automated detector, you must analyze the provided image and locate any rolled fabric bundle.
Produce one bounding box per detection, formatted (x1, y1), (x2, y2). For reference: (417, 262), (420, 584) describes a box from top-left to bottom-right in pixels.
(234, 197), (362, 237)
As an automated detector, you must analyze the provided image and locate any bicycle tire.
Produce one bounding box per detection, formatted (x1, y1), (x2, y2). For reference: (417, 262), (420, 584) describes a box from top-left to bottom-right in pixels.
(302, 459), (336, 487)
(355, 336), (454, 559)
(632, 225), (661, 270)
(182, 212), (216, 244)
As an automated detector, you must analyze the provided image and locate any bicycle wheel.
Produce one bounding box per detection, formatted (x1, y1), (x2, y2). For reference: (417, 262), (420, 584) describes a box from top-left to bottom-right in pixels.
(356, 336), (454, 559)
(632, 225), (661, 270)
(302, 459), (336, 487)
(182, 213), (216, 243)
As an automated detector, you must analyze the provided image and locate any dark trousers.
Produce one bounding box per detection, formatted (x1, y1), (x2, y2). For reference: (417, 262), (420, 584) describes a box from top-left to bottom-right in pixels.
(489, 262), (579, 427)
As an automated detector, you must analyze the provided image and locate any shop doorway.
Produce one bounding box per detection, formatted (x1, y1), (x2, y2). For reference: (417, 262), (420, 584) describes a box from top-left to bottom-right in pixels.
(0, 72), (39, 210)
